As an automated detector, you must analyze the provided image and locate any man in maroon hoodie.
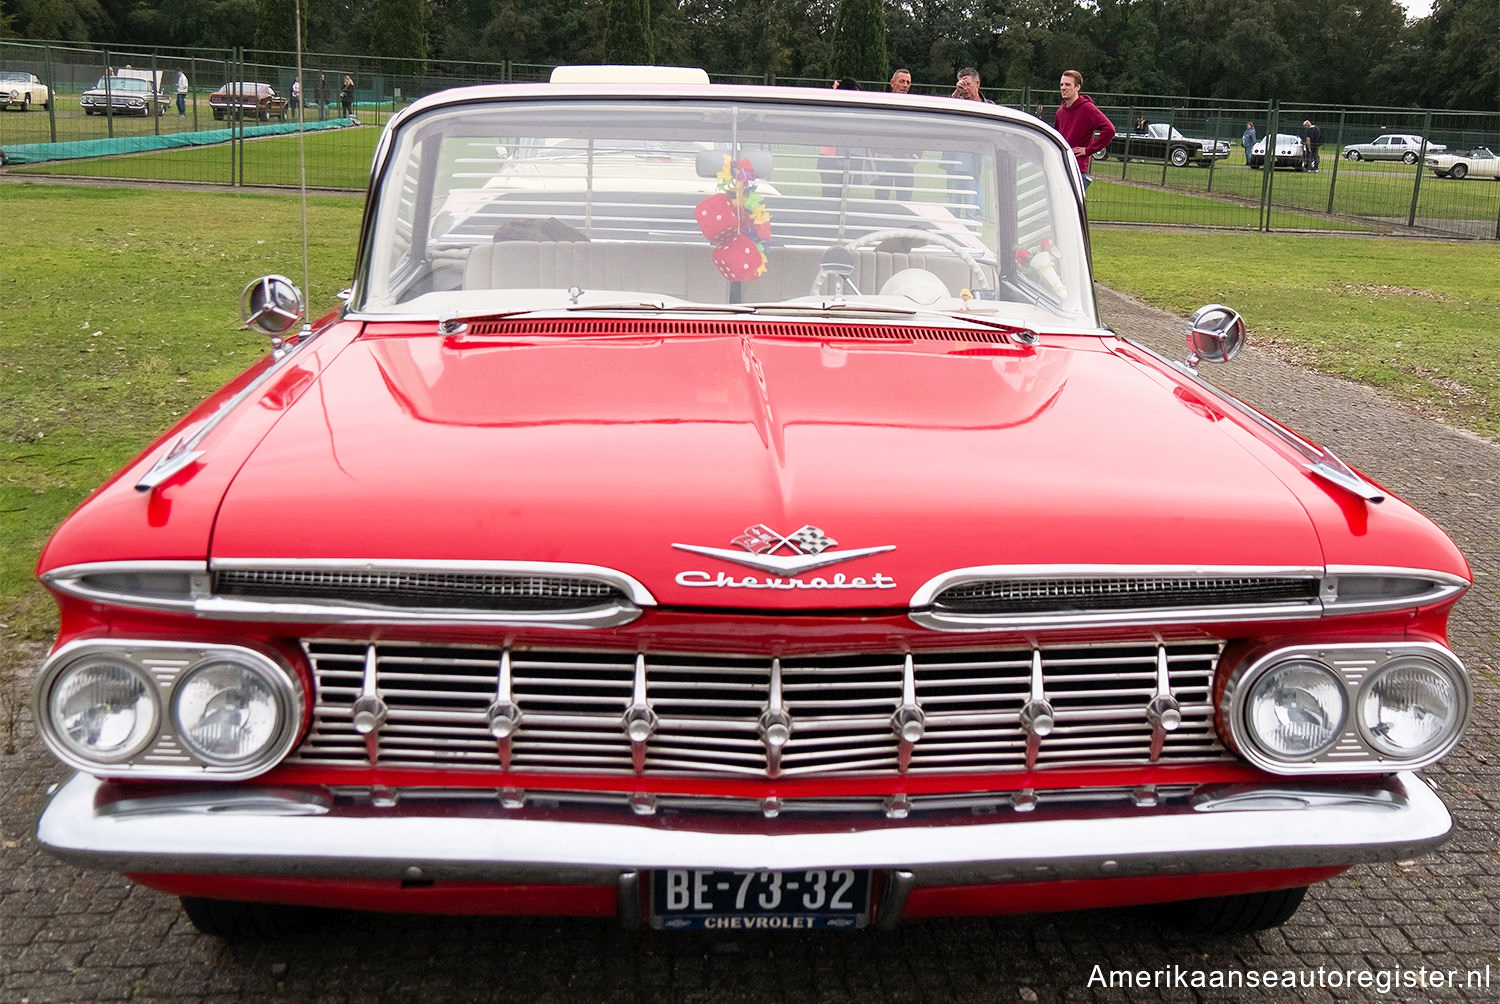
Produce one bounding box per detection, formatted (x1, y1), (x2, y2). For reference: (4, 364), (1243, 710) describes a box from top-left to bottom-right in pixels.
(1053, 69), (1115, 191)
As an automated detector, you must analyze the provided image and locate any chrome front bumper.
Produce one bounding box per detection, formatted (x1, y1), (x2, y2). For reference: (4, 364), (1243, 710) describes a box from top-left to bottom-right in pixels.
(38, 773), (1451, 890)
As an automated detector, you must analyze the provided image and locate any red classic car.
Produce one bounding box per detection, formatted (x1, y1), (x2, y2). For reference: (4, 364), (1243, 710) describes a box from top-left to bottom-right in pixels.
(33, 69), (1471, 939)
(207, 81), (289, 121)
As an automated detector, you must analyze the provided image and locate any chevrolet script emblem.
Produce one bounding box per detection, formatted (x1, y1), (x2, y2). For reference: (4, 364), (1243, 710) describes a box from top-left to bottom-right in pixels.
(673, 524), (895, 575)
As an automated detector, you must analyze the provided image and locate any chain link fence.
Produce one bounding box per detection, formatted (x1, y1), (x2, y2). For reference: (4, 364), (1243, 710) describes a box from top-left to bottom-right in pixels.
(4, 39), (1496, 239)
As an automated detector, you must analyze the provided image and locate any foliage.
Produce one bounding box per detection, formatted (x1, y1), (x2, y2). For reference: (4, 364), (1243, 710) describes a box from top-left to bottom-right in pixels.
(253, 0), (304, 60)
(829, 0), (885, 82)
(603, 0), (653, 64)
(370, 0), (427, 76)
(4, 0), (1495, 107)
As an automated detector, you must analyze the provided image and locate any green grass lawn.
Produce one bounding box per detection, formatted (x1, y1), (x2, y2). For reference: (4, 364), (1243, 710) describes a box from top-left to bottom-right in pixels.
(2, 183), (1497, 645)
(1090, 229), (1500, 440)
(1090, 157), (1500, 227)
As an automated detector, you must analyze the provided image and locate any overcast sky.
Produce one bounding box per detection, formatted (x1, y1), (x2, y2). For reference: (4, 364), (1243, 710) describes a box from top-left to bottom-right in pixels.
(1399, 0), (1433, 19)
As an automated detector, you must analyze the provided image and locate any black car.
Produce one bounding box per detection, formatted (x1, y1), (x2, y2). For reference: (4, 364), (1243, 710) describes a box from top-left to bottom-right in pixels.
(1093, 123), (1231, 167)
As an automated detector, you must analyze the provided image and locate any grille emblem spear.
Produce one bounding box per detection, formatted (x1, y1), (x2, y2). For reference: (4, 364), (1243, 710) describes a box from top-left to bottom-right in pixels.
(352, 644), (387, 764)
(621, 654), (657, 773)
(758, 658), (793, 778)
(890, 654), (925, 772)
(1019, 650), (1055, 770)
(487, 650), (522, 770)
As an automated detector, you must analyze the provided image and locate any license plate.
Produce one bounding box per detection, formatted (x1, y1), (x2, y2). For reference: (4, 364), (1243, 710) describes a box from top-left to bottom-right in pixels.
(650, 869), (871, 930)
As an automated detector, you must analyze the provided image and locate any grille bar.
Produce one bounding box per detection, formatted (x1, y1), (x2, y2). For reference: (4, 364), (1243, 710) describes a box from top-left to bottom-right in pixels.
(293, 640), (1230, 777)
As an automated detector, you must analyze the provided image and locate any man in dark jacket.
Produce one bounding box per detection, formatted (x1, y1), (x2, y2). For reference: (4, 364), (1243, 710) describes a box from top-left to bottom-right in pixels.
(1053, 70), (1115, 191)
(1302, 119), (1323, 172)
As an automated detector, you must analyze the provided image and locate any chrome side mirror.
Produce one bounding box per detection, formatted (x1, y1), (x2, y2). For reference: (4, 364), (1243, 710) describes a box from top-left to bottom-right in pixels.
(1185, 305), (1246, 368)
(241, 275), (306, 337)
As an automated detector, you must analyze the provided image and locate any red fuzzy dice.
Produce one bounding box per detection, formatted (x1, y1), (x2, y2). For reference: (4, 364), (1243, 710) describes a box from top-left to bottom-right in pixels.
(712, 234), (762, 280)
(695, 194), (739, 243)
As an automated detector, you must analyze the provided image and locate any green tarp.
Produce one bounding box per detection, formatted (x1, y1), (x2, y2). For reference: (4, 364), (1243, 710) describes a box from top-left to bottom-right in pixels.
(1, 118), (356, 165)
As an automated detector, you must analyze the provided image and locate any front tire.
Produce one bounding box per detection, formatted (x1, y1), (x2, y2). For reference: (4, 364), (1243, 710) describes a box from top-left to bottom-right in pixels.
(21, 94), (30, 111)
(1155, 886), (1309, 934)
(1451, 163), (1468, 180)
(1347, 150), (1361, 161)
(179, 897), (325, 939)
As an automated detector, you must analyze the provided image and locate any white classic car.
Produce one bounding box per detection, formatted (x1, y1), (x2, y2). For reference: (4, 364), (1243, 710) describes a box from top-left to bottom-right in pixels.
(1248, 133), (1305, 170)
(1341, 134), (1446, 164)
(1424, 147), (1499, 180)
(0, 69), (50, 111)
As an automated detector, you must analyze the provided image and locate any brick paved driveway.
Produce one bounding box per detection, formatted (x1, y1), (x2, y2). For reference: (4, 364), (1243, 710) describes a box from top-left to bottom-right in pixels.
(3, 287), (1496, 1002)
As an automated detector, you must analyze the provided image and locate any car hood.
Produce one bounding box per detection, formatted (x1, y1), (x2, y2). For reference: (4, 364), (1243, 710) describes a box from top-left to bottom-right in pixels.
(209, 326), (1327, 609)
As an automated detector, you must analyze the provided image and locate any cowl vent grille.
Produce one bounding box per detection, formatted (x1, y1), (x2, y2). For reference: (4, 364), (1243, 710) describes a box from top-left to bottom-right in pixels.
(213, 569), (628, 612)
(458, 318), (1014, 345)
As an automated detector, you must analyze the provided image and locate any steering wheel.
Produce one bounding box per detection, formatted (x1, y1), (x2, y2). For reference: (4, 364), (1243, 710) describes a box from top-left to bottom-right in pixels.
(809, 227), (992, 297)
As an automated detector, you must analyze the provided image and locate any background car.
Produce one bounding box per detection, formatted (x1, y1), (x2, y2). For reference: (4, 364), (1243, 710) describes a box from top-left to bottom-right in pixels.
(79, 76), (167, 116)
(1341, 134), (1447, 163)
(208, 81), (289, 121)
(0, 69), (50, 111)
(1093, 122), (1231, 166)
(1424, 147), (1499, 180)
(1248, 133), (1305, 170)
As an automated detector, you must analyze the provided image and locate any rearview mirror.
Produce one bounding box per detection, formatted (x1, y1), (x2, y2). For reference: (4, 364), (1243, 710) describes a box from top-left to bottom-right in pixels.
(696, 149), (774, 180)
(1185, 305), (1246, 368)
(241, 275), (306, 337)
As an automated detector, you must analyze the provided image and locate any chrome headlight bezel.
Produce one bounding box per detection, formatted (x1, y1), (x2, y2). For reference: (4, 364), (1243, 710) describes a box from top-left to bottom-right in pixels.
(34, 639), (304, 780)
(1221, 642), (1469, 774)
(1356, 656), (1466, 761)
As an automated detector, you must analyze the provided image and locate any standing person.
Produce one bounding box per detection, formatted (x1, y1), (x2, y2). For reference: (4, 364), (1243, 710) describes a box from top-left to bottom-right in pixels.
(1053, 69), (1115, 192)
(873, 68), (917, 202)
(944, 67), (991, 216)
(290, 77), (301, 114)
(1302, 119), (1322, 172)
(1241, 121), (1256, 165)
(315, 73), (329, 121)
(176, 70), (188, 117)
(340, 75), (354, 118)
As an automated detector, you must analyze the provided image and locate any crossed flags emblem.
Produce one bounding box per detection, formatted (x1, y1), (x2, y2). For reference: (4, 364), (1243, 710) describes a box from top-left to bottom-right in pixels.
(732, 524), (839, 556)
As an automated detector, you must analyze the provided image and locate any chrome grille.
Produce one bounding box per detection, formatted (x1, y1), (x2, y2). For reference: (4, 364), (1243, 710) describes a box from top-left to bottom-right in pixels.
(214, 568), (626, 612)
(933, 576), (1319, 613)
(293, 640), (1229, 776)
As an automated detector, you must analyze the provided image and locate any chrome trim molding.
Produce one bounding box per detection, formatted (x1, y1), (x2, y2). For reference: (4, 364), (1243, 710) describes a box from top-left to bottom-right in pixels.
(1219, 642), (1470, 775)
(908, 564), (1468, 632)
(37, 772), (1452, 887)
(32, 639), (305, 781)
(42, 558), (654, 629)
(134, 325), (324, 493)
(1121, 337), (1388, 504)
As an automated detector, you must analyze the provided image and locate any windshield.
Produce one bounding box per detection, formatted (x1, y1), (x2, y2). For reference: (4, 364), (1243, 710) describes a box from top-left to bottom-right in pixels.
(355, 90), (1095, 328)
(1, 72), (30, 82)
(92, 77), (150, 94)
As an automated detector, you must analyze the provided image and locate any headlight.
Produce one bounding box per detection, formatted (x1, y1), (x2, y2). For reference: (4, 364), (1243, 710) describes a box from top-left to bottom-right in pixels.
(172, 657), (287, 766)
(1245, 659), (1347, 759)
(46, 656), (160, 763)
(1358, 657), (1463, 759)
(35, 640), (303, 778)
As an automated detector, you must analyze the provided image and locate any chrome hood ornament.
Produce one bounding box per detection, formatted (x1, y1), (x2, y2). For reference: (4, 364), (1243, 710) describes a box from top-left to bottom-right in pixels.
(673, 524), (894, 575)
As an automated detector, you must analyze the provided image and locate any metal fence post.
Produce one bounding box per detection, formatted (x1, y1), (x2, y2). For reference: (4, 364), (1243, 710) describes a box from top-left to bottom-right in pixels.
(1407, 110), (1432, 228)
(44, 44), (58, 143)
(1325, 110), (1345, 213)
(192, 56), (199, 131)
(151, 51), (160, 136)
(1122, 105), (1135, 179)
(104, 49), (115, 139)
(1160, 107), (1176, 187)
(1259, 102), (1277, 231)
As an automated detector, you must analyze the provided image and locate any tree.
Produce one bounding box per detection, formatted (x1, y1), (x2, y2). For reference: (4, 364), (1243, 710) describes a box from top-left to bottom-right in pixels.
(829, 0), (887, 81)
(603, 0), (653, 64)
(371, 0), (429, 75)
